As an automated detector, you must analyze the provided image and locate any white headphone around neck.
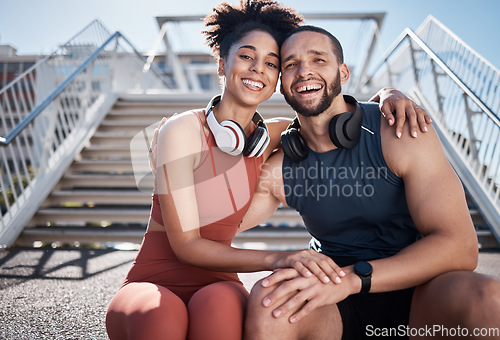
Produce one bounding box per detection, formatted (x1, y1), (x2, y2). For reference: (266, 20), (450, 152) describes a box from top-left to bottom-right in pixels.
(205, 95), (270, 157)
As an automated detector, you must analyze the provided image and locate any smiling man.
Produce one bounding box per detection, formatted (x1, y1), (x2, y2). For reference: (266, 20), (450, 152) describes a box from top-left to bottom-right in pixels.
(242, 25), (500, 340)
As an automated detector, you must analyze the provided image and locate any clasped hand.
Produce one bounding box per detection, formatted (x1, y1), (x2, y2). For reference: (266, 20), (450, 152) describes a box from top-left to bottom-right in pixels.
(259, 267), (353, 324)
(270, 249), (345, 284)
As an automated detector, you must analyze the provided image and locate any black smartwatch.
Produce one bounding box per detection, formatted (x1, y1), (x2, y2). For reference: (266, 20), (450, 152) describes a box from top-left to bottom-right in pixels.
(354, 261), (373, 294)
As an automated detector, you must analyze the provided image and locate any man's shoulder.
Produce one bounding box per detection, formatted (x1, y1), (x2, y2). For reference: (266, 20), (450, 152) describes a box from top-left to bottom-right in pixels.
(380, 116), (444, 178)
(358, 101), (382, 130)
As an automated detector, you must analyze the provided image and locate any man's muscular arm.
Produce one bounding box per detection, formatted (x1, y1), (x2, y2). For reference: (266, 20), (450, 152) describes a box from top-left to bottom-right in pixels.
(260, 121), (477, 323)
(367, 113), (477, 292)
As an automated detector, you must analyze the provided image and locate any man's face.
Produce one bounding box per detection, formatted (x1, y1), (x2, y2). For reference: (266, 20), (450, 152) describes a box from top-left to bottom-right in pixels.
(280, 31), (345, 117)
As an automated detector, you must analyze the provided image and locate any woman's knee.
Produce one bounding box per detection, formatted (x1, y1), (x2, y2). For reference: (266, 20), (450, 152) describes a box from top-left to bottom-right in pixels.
(187, 282), (248, 340)
(106, 283), (188, 340)
(189, 281), (248, 313)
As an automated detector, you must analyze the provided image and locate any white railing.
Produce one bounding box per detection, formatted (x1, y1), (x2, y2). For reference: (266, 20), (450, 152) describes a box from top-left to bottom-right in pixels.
(0, 20), (169, 247)
(366, 16), (500, 241)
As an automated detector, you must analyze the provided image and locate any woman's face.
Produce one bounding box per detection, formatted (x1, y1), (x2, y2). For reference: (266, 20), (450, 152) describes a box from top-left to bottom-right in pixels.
(220, 30), (280, 107)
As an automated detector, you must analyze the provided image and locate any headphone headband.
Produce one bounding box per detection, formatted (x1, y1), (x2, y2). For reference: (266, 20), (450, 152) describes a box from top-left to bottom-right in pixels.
(205, 95), (221, 116)
(206, 95), (266, 129)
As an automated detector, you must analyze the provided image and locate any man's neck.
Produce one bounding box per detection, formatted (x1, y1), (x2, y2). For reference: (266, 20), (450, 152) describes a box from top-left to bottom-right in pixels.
(298, 95), (353, 153)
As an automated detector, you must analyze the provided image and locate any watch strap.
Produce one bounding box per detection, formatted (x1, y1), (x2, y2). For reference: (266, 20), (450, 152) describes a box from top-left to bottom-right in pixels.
(354, 261), (372, 294)
(359, 275), (371, 294)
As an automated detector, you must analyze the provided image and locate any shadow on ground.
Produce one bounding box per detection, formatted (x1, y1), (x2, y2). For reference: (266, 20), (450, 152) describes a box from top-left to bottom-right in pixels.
(0, 248), (135, 290)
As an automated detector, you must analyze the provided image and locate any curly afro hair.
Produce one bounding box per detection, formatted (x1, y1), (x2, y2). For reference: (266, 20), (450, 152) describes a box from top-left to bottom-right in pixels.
(203, 0), (303, 60)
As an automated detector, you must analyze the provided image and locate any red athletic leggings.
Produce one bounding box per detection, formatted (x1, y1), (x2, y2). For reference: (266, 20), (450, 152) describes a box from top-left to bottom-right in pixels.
(106, 233), (249, 340)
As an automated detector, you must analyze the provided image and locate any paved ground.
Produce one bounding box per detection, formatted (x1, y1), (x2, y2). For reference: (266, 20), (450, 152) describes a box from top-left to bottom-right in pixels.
(1, 247), (499, 340)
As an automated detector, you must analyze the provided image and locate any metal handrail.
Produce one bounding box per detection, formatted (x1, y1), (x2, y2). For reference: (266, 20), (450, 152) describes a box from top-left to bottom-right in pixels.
(367, 28), (499, 126)
(365, 16), (500, 243)
(0, 20), (110, 96)
(0, 21), (170, 247)
(116, 33), (173, 90)
(0, 33), (118, 145)
(0, 32), (169, 146)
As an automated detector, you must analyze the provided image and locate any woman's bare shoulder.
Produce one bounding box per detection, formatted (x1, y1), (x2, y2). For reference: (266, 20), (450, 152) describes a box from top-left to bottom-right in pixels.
(157, 109), (205, 159)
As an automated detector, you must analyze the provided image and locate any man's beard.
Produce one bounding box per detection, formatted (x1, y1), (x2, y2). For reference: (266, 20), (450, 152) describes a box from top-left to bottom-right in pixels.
(283, 73), (341, 117)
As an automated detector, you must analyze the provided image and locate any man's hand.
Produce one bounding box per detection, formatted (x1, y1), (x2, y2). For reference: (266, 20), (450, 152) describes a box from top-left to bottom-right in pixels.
(259, 267), (358, 324)
(271, 249), (345, 284)
(370, 87), (432, 139)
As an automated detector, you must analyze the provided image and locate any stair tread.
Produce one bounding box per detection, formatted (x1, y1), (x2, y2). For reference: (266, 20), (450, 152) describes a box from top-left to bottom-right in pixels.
(51, 190), (148, 196)
(37, 206), (297, 213)
(38, 208), (149, 213)
(100, 120), (162, 126)
(74, 159), (135, 164)
(64, 173), (137, 178)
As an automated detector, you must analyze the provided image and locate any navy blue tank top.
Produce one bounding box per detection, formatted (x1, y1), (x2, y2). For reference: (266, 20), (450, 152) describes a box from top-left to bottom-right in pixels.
(283, 101), (421, 265)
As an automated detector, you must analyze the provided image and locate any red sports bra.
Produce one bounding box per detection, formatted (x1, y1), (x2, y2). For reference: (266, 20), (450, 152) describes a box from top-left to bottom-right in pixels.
(151, 111), (264, 242)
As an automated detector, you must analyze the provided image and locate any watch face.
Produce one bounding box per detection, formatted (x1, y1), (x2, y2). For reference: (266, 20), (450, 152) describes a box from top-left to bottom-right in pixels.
(355, 261), (373, 276)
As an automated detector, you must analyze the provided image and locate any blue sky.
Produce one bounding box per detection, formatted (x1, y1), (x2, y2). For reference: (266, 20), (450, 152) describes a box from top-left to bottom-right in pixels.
(1, 0), (499, 69)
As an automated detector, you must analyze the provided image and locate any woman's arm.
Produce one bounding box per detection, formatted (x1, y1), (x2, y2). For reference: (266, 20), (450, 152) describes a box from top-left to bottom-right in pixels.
(238, 150), (286, 232)
(155, 113), (344, 282)
(370, 87), (433, 138)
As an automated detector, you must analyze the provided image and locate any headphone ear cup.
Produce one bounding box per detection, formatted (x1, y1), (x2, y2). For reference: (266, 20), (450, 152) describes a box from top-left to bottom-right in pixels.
(329, 112), (358, 149)
(281, 128), (308, 162)
(220, 120), (247, 156)
(245, 126), (268, 157)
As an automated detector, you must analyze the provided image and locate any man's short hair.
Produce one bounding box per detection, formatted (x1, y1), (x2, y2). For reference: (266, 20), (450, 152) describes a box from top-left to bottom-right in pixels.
(282, 25), (344, 64)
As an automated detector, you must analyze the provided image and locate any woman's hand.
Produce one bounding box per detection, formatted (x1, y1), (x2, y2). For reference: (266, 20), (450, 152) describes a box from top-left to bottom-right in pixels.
(370, 87), (432, 139)
(270, 249), (345, 284)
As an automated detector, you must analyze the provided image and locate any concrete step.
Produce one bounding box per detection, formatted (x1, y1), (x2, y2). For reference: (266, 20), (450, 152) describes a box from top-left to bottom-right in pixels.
(89, 132), (145, 146)
(96, 120), (155, 134)
(30, 206), (303, 228)
(31, 207), (150, 225)
(60, 174), (151, 189)
(469, 208), (487, 227)
(80, 146), (140, 159)
(476, 229), (499, 249)
(69, 159), (148, 174)
(16, 224), (311, 249)
(45, 190), (152, 206)
(113, 93), (296, 118)
(105, 112), (167, 123)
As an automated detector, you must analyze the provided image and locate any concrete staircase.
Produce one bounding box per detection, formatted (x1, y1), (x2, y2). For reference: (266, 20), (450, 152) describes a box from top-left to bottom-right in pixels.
(16, 94), (309, 250)
(15, 94), (498, 250)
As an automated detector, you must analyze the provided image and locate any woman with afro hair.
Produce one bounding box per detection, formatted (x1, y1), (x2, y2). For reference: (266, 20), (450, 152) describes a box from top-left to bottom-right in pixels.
(106, 1), (430, 339)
